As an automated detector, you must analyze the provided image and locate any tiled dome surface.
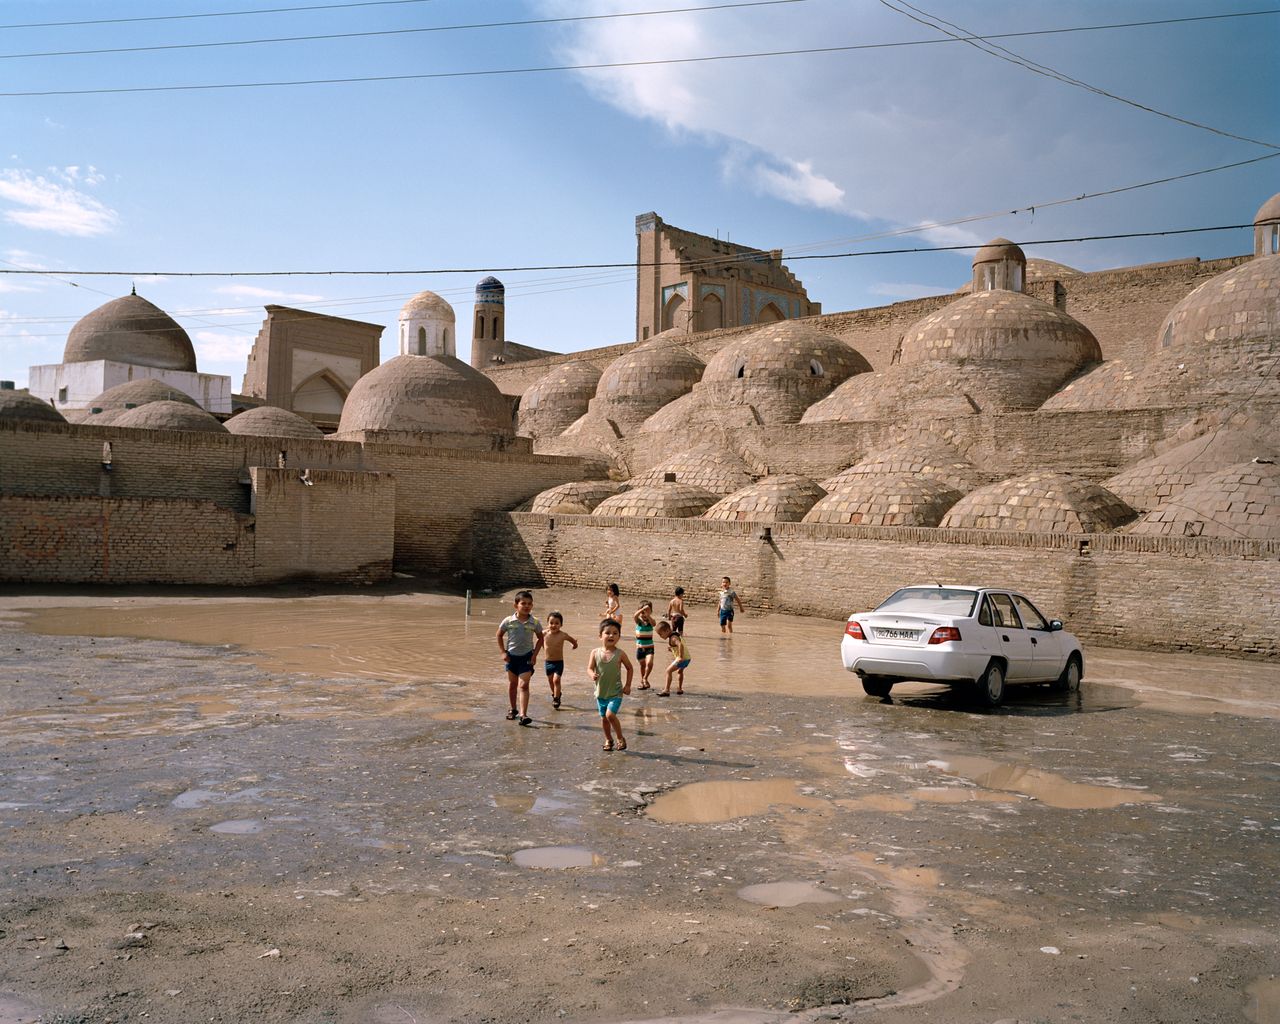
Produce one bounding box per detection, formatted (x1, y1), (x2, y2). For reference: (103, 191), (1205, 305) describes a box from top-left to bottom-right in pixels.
(593, 483), (719, 519)
(517, 360), (602, 439)
(0, 389), (65, 424)
(803, 473), (961, 527)
(530, 480), (625, 515)
(89, 379), (199, 411)
(1104, 429), (1277, 512)
(703, 321), (871, 385)
(822, 440), (981, 493)
(594, 343), (704, 429)
(940, 472), (1134, 533)
(64, 293), (197, 372)
(628, 447), (754, 496)
(337, 354), (512, 437)
(400, 290), (455, 321)
(1155, 253), (1278, 353)
(532, 432), (617, 481)
(225, 406), (325, 439)
(899, 290), (1101, 368)
(1129, 460), (1280, 540)
(112, 400), (228, 434)
(702, 475), (826, 522)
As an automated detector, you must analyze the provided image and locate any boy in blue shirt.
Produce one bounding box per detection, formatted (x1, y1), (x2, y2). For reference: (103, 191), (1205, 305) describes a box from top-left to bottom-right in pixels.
(497, 590), (544, 726)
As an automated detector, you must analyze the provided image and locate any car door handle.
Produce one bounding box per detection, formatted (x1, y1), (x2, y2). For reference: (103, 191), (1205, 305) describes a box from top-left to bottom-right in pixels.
(1031, 637), (1038, 645)
(1001, 634), (1009, 641)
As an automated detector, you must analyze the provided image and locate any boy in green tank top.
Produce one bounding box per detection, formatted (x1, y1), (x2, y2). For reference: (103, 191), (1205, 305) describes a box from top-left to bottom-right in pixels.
(588, 618), (634, 752)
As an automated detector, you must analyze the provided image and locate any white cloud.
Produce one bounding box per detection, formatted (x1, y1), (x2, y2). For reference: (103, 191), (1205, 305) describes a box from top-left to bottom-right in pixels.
(0, 168), (119, 236)
(2, 249), (52, 270)
(214, 284), (325, 303)
(866, 281), (953, 300)
(193, 329), (253, 365)
(0, 280), (38, 294)
(133, 275), (169, 284)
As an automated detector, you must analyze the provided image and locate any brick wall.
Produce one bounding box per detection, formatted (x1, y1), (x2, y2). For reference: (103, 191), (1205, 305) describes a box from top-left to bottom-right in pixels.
(472, 514), (1280, 658)
(0, 496), (255, 585)
(250, 467), (395, 583)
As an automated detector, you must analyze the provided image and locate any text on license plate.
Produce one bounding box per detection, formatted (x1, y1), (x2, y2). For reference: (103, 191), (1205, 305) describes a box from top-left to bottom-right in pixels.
(875, 628), (919, 641)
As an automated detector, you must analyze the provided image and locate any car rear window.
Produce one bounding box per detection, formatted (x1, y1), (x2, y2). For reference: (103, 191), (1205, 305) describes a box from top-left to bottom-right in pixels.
(875, 588), (978, 616)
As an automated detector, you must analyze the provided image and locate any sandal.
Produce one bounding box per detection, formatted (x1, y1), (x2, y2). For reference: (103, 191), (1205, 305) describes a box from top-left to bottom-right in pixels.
(553, 697), (561, 709)
(657, 691), (670, 698)
(505, 708), (519, 720)
(617, 739), (627, 751)
(519, 716), (533, 726)
(602, 741), (614, 751)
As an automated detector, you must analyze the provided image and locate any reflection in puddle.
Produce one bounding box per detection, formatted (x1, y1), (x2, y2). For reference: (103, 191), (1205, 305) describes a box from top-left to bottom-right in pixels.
(209, 819), (264, 835)
(736, 881), (843, 907)
(928, 756), (1160, 809)
(428, 710), (475, 722)
(492, 793), (575, 816)
(512, 845), (602, 869)
(1245, 976), (1280, 1024)
(171, 789), (221, 809)
(647, 779), (824, 824)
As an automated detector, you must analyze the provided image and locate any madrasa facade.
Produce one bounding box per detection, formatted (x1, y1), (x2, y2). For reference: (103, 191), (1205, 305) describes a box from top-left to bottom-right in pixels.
(2, 197), (1277, 658)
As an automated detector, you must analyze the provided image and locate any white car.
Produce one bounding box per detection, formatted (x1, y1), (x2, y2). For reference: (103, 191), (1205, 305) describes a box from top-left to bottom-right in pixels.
(841, 585), (1084, 707)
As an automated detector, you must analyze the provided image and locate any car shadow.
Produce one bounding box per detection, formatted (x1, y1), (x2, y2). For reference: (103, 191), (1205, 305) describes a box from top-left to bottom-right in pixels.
(872, 684), (1136, 717)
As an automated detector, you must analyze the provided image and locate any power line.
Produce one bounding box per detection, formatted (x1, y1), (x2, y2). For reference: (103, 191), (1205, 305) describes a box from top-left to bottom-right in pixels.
(0, 5), (1267, 62)
(5, 11), (1280, 98)
(0, 0), (438, 31)
(878, 0), (1280, 151)
(0, 1), (807, 61)
(0, 224), (1255, 279)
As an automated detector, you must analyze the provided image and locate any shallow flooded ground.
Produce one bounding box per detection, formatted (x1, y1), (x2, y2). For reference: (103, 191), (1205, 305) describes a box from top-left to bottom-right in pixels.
(0, 585), (1276, 1024)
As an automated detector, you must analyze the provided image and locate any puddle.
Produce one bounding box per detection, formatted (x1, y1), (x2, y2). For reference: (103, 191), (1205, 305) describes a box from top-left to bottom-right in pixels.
(0, 993), (44, 1024)
(928, 756), (1160, 809)
(171, 789), (221, 809)
(492, 794), (574, 816)
(511, 845), (602, 869)
(428, 710), (475, 722)
(912, 786), (1019, 805)
(736, 881), (843, 907)
(1245, 976), (1280, 1024)
(646, 779), (825, 824)
(209, 819), (264, 835)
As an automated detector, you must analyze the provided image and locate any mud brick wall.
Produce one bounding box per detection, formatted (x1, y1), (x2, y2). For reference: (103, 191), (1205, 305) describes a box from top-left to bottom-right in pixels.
(472, 514), (1280, 658)
(0, 496), (255, 585)
(249, 467), (395, 583)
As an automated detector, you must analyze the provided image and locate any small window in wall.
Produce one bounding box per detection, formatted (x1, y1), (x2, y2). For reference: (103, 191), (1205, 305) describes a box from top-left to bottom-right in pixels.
(735, 360), (747, 379)
(442, 328), (449, 348)
(477, 316), (486, 339)
(1011, 264), (1023, 291)
(642, 327), (650, 340)
(983, 266), (995, 291)
(417, 326), (427, 355)
(1272, 225), (1279, 254)
(57, 386), (68, 403)
(809, 359), (824, 377)
(493, 316), (501, 339)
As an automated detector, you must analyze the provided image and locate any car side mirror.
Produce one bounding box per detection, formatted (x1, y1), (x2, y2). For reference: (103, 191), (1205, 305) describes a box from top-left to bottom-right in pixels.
(1048, 619), (1064, 632)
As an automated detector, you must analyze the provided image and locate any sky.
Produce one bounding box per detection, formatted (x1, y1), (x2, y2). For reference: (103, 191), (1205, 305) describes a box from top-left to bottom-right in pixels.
(0, 0), (1277, 389)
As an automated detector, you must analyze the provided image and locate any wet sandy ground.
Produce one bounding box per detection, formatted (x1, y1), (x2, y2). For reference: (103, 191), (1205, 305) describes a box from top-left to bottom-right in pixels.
(0, 585), (1277, 1024)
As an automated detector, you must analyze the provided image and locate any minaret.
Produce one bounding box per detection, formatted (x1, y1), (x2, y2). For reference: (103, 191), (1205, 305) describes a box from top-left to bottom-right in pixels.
(470, 276), (506, 369)
(971, 238), (1027, 293)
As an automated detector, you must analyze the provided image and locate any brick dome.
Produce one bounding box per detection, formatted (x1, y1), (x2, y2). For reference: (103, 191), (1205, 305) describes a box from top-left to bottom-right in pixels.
(821, 439), (981, 492)
(64, 293), (197, 371)
(629, 446), (754, 496)
(532, 432), (617, 481)
(517, 360), (602, 439)
(593, 483), (718, 519)
(225, 406), (325, 439)
(336, 354), (512, 438)
(1104, 429), (1277, 513)
(1129, 460), (1280, 539)
(113, 400), (227, 434)
(75, 379), (200, 424)
(400, 290), (455, 322)
(0, 389), (65, 424)
(803, 473), (961, 527)
(703, 475), (826, 522)
(594, 342), (704, 429)
(940, 472), (1134, 533)
(530, 480), (624, 515)
(1154, 254), (1279, 354)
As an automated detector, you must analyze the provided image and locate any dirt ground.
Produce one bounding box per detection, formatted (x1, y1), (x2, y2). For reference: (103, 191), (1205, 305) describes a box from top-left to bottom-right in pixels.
(0, 584), (1276, 1024)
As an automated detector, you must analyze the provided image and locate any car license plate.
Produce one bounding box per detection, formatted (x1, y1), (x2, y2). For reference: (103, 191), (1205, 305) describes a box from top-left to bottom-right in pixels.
(875, 628), (919, 641)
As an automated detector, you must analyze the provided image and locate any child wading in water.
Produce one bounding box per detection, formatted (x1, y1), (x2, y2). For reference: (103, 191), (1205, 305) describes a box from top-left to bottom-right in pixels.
(666, 586), (688, 635)
(542, 612), (578, 710)
(634, 600), (656, 689)
(588, 619), (634, 751)
(656, 619), (690, 696)
(497, 590), (544, 725)
(603, 582), (621, 620)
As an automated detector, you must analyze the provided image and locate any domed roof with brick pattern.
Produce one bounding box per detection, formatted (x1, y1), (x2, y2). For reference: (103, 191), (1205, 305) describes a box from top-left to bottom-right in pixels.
(939, 472), (1133, 533)
(518, 360), (602, 439)
(113, 400), (228, 434)
(594, 343), (704, 429)
(803, 474), (962, 527)
(629, 446), (754, 496)
(0, 389), (65, 424)
(531, 431), (618, 480)
(400, 290), (455, 322)
(703, 322), (871, 386)
(530, 480), (625, 515)
(703, 475), (826, 523)
(593, 483), (718, 519)
(821, 439), (981, 493)
(337, 354), (511, 437)
(64, 293), (197, 371)
(1154, 254), (1279, 354)
(1104, 429), (1277, 513)
(1128, 460), (1280, 539)
(225, 405), (325, 439)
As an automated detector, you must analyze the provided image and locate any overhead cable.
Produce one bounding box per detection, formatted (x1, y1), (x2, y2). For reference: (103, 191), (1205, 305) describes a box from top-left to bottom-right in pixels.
(0, 0), (438, 31)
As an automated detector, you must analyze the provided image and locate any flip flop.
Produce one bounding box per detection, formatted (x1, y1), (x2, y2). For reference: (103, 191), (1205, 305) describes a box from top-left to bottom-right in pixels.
(553, 697), (561, 709)
(519, 716), (533, 726)
(657, 692), (670, 698)
(602, 741), (614, 751)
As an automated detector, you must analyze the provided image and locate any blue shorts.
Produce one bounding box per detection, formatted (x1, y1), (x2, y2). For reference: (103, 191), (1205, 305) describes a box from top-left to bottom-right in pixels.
(544, 660), (564, 678)
(505, 652), (534, 677)
(596, 696), (623, 717)
(672, 659), (691, 671)
(636, 645), (654, 661)
(719, 608), (734, 626)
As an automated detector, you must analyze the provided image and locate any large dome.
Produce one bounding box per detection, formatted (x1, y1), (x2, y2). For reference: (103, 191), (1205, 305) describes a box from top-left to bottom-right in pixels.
(628, 445), (754, 496)
(594, 342), (704, 429)
(1104, 429), (1277, 513)
(63, 293), (197, 371)
(1129, 460), (1280, 540)
(940, 472), (1133, 533)
(821, 438), (981, 493)
(0, 389), (65, 424)
(225, 406), (325, 439)
(530, 480), (624, 515)
(803, 474), (961, 527)
(517, 360), (602, 440)
(593, 483), (718, 519)
(1154, 254), (1279, 353)
(113, 400), (227, 434)
(703, 475), (826, 523)
(337, 354), (512, 438)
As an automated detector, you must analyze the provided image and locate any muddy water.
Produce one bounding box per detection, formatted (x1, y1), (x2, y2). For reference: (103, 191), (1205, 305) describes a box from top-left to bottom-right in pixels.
(928, 755), (1161, 809)
(736, 881), (843, 907)
(512, 845), (602, 869)
(1244, 976), (1280, 1023)
(646, 779), (825, 823)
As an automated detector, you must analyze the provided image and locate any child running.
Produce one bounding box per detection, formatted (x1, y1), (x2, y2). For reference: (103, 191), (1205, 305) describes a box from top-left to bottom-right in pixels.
(603, 582), (621, 619)
(634, 600), (656, 689)
(496, 590), (544, 726)
(655, 619), (690, 696)
(666, 586), (688, 635)
(542, 612), (578, 710)
(588, 618), (634, 752)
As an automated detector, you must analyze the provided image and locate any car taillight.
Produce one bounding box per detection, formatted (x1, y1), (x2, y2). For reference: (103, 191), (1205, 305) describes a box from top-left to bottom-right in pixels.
(928, 627), (962, 644)
(845, 620), (865, 640)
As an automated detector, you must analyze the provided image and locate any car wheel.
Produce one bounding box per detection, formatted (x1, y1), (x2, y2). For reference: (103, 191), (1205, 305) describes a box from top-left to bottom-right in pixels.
(1049, 654), (1082, 694)
(973, 661), (1005, 708)
(861, 675), (893, 698)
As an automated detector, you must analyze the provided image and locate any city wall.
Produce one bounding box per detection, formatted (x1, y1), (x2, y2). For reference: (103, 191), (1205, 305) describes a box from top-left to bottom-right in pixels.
(472, 513), (1280, 658)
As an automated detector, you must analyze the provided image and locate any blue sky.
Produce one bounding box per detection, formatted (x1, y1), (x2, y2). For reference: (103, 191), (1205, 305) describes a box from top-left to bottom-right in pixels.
(1, 0), (1276, 388)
